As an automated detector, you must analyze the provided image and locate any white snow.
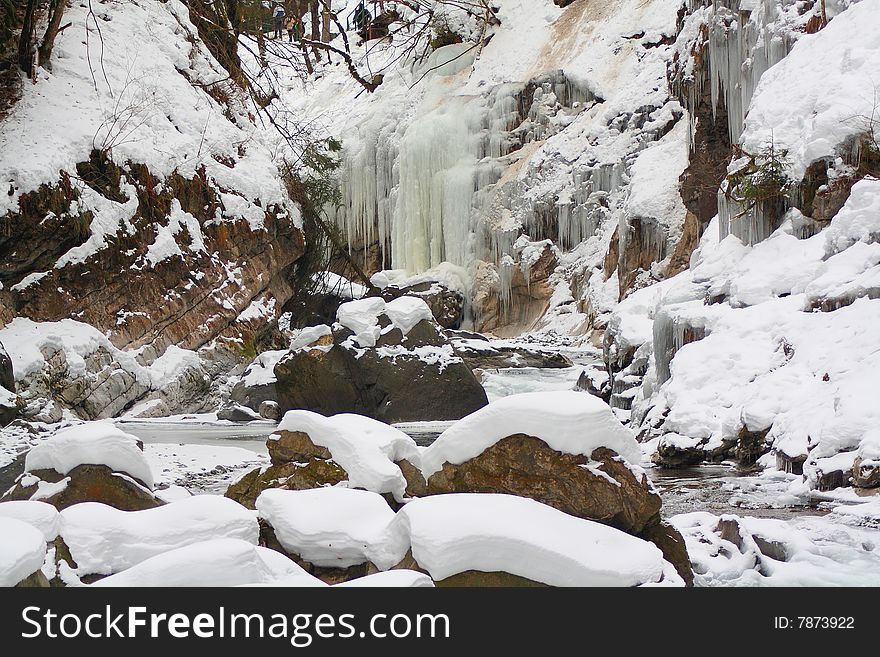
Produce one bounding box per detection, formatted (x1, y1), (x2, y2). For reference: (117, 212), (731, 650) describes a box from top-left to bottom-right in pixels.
(0, 0), (299, 249)
(255, 488), (401, 569)
(672, 511), (880, 586)
(0, 517), (48, 587)
(91, 539), (311, 587)
(25, 422), (154, 488)
(334, 570), (435, 588)
(385, 494), (668, 586)
(289, 325), (333, 352)
(59, 495), (258, 576)
(383, 296), (436, 335)
(0, 501), (60, 541)
(275, 410), (420, 500)
(420, 391), (640, 479)
(313, 271), (367, 300)
(335, 296), (435, 348)
(741, 0), (880, 179)
(240, 350), (287, 388)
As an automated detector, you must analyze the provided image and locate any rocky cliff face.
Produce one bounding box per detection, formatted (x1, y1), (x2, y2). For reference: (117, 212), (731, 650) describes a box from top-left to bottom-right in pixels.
(0, 1), (305, 418)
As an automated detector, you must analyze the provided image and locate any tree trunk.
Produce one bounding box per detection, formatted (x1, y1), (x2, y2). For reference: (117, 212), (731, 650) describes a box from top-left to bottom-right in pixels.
(38, 0), (67, 68)
(309, 0), (321, 62)
(18, 0), (39, 74)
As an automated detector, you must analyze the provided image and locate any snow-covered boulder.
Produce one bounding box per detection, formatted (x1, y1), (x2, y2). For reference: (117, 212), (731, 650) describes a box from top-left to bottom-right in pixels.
(852, 430), (880, 489)
(229, 349), (288, 414)
(0, 517), (48, 587)
(385, 494), (673, 587)
(58, 496), (258, 577)
(0, 501), (60, 541)
(401, 391), (692, 582)
(271, 411), (419, 500)
(413, 392), (656, 528)
(274, 297), (488, 423)
(334, 570), (434, 588)
(91, 539), (319, 587)
(256, 488), (402, 576)
(1, 422), (161, 510)
(0, 341), (18, 426)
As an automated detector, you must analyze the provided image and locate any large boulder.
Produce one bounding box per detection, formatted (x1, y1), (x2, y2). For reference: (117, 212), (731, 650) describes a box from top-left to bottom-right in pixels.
(0, 341), (20, 426)
(0, 341), (14, 392)
(0, 517), (49, 587)
(229, 349), (288, 413)
(371, 277), (465, 330)
(0, 422), (161, 511)
(274, 297), (488, 423)
(226, 411), (420, 509)
(380, 494), (676, 587)
(408, 391), (693, 583)
(225, 436), (347, 510)
(411, 436), (661, 534)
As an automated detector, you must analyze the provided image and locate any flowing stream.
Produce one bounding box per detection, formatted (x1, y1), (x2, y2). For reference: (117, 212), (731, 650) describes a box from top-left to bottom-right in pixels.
(114, 343), (831, 520)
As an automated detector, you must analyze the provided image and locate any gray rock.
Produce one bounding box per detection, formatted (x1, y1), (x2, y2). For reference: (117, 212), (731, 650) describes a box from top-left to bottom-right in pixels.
(217, 403), (262, 422)
(275, 319), (488, 423)
(259, 400), (281, 421)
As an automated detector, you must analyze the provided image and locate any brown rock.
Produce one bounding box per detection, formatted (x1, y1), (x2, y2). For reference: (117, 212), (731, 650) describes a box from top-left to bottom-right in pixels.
(853, 456), (880, 489)
(15, 570), (50, 588)
(1, 464), (161, 511)
(225, 459), (346, 510)
(413, 435), (662, 535)
(639, 520), (694, 587)
(267, 430), (332, 465)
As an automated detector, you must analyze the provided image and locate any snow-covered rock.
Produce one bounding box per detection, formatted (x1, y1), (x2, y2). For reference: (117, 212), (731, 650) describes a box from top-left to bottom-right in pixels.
(25, 422), (153, 488)
(385, 494), (670, 587)
(334, 570), (435, 588)
(256, 488), (401, 570)
(0, 501), (60, 541)
(59, 495), (258, 576)
(272, 411), (420, 501)
(0, 517), (47, 587)
(91, 539), (315, 587)
(274, 301), (488, 423)
(420, 391), (640, 478)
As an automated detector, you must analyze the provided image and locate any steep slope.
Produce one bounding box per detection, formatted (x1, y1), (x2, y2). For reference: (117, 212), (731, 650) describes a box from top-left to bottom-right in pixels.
(603, 0), (880, 497)
(0, 1), (304, 418)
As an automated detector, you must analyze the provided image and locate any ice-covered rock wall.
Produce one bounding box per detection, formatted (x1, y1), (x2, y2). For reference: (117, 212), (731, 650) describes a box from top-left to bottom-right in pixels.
(605, 0), (880, 496)
(316, 0), (689, 333)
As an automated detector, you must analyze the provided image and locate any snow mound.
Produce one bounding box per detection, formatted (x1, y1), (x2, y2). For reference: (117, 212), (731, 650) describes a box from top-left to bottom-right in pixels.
(420, 391), (640, 478)
(59, 496), (258, 575)
(636, 179), (880, 477)
(255, 488), (401, 570)
(742, 0), (880, 179)
(672, 511), (880, 586)
(0, 517), (47, 587)
(334, 570), (435, 588)
(240, 350), (287, 387)
(386, 494), (667, 586)
(335, 296), (435, 348)
(0, 317), (148, 382)
(0, 501), (60, 541)
(274, 410), (420, 500)
(91, 539), (310, 587)
(25, 422), (154, 488)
